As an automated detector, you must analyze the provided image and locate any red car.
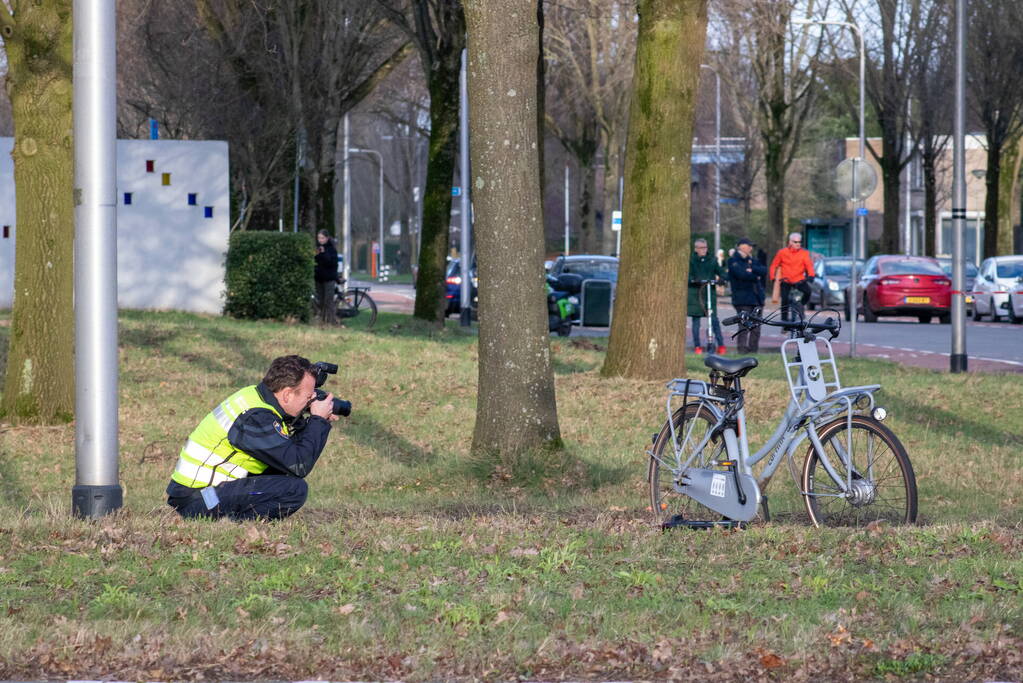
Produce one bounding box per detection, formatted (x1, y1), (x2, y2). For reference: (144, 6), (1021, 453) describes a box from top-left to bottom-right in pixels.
(853, 255), (952, 324)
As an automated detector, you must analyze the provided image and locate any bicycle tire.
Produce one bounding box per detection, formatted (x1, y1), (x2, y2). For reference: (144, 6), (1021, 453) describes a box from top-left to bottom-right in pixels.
(337, 289), (377, 329)
(647, 402), (727, 527)
(801, 415), (917, 528)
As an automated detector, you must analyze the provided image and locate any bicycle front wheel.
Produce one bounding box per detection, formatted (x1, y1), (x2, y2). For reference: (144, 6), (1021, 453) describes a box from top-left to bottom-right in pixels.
(337, 290), (378, 329)
(648, 402), (727, 527)
(801, 415), (917, 527)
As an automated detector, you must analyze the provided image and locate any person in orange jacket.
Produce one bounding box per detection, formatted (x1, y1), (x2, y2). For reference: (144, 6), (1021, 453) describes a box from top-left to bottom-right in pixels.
(769, 232), (816, 321)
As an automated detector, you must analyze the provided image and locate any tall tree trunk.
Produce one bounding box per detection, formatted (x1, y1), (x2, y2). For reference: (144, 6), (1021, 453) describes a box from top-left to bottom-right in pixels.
(602, 0), (708, 380)
(983, 141), (1001, 260)
(879, 133), (902, 254)
(922, 148), (938, 256)
(996, 132), (1021, 256)
(602, 138), (624, 255)
(414, 58), (462, 322)
(579, 161), (597, 252)
(763, 147), (786, 254)
(1, 4), (75, 423)
(465, 0), (561, 455)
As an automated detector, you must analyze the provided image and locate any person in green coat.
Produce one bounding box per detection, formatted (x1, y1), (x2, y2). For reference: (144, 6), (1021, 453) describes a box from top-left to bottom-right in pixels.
(688, 238), (728, 354)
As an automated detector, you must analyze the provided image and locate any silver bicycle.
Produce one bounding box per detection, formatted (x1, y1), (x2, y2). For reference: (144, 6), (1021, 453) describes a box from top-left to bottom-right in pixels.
(648, 310), (917, 529)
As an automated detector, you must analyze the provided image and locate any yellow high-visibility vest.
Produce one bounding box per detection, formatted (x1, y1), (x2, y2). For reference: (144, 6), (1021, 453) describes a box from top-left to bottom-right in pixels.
(171, 385), (287, 488)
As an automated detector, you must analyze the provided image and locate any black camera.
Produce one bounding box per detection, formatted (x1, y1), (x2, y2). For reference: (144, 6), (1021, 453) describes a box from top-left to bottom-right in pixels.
(311, 361), (352, 417)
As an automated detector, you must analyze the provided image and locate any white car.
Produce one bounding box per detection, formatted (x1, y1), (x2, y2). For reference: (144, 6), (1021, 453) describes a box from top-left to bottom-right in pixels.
(972, 255), (1023, 322)
(1008, 280), (1023, 324)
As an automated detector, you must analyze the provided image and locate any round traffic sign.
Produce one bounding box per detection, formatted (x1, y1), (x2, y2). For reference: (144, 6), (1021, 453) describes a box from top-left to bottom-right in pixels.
(835, 158), (877, 201)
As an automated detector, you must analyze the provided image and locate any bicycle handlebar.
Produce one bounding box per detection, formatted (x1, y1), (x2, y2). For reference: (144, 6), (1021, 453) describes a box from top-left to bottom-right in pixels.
(722, 310), (840, 339)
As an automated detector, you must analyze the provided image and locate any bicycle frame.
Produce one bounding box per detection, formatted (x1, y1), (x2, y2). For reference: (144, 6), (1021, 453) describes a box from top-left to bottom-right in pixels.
(660, 335), (882, 504)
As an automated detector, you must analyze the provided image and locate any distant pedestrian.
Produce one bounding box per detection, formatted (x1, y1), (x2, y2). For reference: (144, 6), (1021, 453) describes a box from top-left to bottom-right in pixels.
(688, 238), (728, 355)
(769, 232), (815, 322)
(728, 238), (767, 354)
(315, 230), (338, 324)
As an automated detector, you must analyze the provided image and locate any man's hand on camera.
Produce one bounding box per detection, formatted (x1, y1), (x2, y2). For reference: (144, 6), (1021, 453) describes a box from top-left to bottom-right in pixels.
(309, 393), (340, 422)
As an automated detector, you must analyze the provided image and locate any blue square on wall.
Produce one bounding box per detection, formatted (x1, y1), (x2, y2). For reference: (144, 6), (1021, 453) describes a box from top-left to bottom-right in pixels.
(204, 206), (213, 218)
(123, 192), (132, 205)
(188, 193), (197, 205)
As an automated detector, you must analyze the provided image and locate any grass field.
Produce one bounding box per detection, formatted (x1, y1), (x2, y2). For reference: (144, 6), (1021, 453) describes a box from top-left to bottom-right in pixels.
(0, 310), (1021, 681)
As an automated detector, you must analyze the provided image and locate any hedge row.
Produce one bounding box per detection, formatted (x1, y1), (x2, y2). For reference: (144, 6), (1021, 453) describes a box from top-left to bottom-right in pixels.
(224, 231), (314, 321)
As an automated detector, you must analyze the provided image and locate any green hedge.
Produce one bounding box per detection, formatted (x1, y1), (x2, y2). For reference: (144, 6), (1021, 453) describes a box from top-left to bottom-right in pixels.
(224, 231), (314, 321)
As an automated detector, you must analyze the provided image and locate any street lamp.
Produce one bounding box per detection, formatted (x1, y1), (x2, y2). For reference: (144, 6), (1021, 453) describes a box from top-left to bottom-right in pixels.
(700, 63), (721, 259)
(793, 17), (865, 357)
(350, 147), (385, 278)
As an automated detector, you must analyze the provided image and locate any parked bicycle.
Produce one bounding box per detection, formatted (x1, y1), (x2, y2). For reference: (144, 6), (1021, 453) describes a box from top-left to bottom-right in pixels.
(647, 309), (917, 529)
(311, 277), (378, 329)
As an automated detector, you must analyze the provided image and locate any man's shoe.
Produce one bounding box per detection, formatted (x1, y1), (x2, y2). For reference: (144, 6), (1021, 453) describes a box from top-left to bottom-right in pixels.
(716, 345), (727, 355)
(694, 346), (703, 355)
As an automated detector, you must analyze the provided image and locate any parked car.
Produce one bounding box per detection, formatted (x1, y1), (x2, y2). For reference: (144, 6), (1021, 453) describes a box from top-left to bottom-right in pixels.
(852, 255), (952, 324)
(444, 258), (477, 316)
(1008, 282), (1023, 324)
(971, 255), (1023, 322)
(934, 256), (979, 317)
(807, 257), (863, 310)
(546, 254), (620, 286)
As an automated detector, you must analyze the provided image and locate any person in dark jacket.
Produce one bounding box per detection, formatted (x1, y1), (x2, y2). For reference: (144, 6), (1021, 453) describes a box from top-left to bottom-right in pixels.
(688, 238), (728, 354)
(166, 355), (339, 521)
(728, 238), (768, 353)
(314, 230), (339, 323)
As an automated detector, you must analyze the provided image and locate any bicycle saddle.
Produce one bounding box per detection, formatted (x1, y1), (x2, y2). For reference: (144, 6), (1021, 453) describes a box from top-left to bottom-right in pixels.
(704, 355), (758, 377)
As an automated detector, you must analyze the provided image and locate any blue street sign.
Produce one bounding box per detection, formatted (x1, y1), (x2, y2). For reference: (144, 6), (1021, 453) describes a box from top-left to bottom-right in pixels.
(856, 207), (868, 216)
(452, 186), (462, 196)
(149, 118), (159, 140)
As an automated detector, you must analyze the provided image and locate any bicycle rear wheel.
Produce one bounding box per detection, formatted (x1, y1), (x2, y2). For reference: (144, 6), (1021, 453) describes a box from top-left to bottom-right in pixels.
(647, 402), (727, 527)
(337, 290), (378, 329)
(801, 415), (917, 527)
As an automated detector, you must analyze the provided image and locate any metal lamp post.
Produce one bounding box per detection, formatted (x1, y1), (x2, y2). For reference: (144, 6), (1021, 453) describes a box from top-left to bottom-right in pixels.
(72, 0), (122, 518)
(700, 64), (721, 258)
(794, 18), (865, 357)
(950, 0), (967, 373)
(350, 148), (385, 277)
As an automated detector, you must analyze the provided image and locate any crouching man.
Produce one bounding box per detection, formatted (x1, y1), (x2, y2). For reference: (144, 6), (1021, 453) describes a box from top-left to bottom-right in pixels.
(166, 355), (339, 521)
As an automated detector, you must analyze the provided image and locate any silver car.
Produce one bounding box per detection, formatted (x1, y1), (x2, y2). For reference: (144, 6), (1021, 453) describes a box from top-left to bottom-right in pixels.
(935, 257), (978, 317)
(806, 257), (863, 310)
(972, 255), (1023, 322)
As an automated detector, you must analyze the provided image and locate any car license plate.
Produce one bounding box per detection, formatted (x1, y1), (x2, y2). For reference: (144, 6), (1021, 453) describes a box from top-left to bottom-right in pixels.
(905, 296), (930, 304)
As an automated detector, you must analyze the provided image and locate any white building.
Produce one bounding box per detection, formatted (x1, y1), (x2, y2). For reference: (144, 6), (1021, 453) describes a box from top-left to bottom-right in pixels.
(0, 138), (230, 313)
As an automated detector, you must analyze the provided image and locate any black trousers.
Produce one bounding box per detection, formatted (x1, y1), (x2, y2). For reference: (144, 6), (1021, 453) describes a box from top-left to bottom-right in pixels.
(168, 475), (308, 521)
(316, 279), (336, 323)
(780, 280), (812, 322)
(734, 305), (762, 353)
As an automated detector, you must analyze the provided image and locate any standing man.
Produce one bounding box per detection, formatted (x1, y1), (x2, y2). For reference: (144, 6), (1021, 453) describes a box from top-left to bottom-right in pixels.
(728, 238), (768, 354)
(769, 232), (815, 321)
(688, 238), (728, 355)
(166, 355), (340, 521)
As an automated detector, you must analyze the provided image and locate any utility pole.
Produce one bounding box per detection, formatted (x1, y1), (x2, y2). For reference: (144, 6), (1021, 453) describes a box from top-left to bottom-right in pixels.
(950, 0), (967, 373)
(72, 0), (122, 518)
(459, 48), (473, 327)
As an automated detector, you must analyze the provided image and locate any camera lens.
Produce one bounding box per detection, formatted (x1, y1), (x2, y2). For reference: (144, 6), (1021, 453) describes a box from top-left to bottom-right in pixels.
(332, 399), (352, 417)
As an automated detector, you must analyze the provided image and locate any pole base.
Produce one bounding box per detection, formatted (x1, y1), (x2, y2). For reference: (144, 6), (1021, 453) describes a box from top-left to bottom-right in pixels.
(72, 484), (123, 519)
(950, 354), (968, 374)
(459, 307), (473, 327)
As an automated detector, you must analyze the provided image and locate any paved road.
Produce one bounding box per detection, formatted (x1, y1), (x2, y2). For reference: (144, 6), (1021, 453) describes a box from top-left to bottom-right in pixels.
(360, 281), (1023, 371)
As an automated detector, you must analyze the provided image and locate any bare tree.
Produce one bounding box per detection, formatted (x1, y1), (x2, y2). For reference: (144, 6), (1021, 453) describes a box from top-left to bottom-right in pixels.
(376, 0), (466, 324)
(0, 2), (74, 422)
(464, 0), (561, 455)
(715, 0), (825, 254)
(545, 0), (636, 254)
(967, 0), (1023, 257)
(908, 0), (953, 256)
(602, 0), (708, 380)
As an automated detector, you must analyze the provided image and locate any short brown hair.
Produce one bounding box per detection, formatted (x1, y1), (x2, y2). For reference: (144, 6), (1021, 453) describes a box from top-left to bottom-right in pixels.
(262, 355), (313, 392)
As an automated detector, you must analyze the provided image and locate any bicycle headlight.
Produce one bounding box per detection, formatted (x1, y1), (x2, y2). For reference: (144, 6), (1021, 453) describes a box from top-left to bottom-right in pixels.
(872, 407), (888, 421)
